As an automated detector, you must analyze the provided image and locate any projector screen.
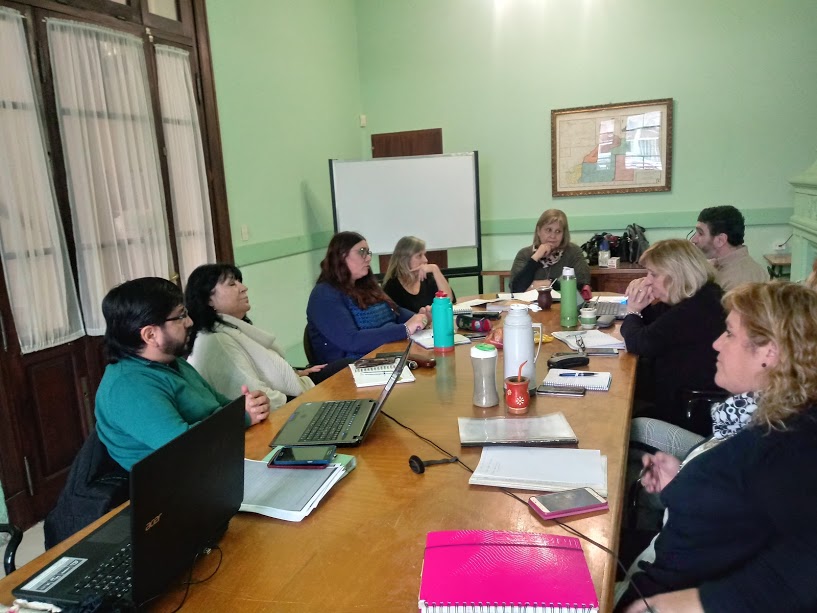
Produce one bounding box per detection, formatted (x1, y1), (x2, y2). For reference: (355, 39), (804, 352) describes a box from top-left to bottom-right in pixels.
(330, 153), (479, 255)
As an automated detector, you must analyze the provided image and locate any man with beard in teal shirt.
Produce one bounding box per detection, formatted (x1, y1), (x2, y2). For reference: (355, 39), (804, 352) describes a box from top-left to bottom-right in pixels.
(95, 277), (271, 471)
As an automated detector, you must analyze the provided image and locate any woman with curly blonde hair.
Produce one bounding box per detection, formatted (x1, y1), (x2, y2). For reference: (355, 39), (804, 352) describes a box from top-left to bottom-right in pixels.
(617, 281), (817, 613)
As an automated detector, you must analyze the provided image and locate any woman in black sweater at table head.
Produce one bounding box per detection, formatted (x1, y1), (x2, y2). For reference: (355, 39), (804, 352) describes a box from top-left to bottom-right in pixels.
(508, 208), (591, 292)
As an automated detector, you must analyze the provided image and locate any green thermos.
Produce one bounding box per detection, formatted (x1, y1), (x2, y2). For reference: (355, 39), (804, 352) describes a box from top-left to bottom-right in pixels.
(559, 267), (578, 328)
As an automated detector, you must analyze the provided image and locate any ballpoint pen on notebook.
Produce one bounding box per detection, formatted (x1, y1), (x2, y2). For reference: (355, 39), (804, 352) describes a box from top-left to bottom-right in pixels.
(559, 373), (598, 377)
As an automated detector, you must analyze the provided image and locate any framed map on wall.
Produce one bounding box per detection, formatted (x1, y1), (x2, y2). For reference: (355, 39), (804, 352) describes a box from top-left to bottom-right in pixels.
(551, 98), (673, 197)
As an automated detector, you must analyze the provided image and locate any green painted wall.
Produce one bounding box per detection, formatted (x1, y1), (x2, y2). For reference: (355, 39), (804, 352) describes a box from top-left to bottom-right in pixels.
(206, 0), (362, 362)
(205, 0), (817, 362)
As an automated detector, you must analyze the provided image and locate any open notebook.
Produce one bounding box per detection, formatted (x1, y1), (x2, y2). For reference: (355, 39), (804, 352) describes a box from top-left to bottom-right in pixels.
(542, 368), (611, 391)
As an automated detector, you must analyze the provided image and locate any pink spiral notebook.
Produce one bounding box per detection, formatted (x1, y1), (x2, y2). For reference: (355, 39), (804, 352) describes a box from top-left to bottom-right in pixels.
(418, 530), (599, 612)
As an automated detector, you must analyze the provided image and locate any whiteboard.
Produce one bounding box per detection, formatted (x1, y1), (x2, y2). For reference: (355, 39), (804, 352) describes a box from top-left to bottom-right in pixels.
(330, 153), (479, 255)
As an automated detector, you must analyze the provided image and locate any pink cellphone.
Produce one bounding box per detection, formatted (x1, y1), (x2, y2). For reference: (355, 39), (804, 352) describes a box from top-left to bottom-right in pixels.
(528, 487), (608, 521)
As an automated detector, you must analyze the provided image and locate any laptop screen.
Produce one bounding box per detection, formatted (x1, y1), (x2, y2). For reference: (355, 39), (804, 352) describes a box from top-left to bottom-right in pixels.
(360, 341), (412, 437)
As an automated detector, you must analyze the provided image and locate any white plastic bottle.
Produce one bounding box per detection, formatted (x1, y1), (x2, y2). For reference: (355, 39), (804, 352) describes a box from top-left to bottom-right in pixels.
(471, 343), (499, 407)
(598, 238), (610, 267)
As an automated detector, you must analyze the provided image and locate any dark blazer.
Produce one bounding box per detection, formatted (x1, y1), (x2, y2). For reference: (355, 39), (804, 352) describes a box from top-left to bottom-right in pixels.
(43, 430), (129, 549)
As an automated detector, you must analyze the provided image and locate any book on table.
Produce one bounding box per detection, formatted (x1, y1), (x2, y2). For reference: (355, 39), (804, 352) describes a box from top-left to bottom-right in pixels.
(418, 530), (599, 613)
(468, 446), (608, 497)
(239, 451), (356, 522)
(542, 368), (612, 391)
(457, 412), (578, 447)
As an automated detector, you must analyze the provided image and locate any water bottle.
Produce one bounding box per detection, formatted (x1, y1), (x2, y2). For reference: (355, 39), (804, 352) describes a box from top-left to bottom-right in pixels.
(560, 267), (578, 328)
(431, 291), (454, 353)
(503, 304), (542, 391)
(471, 344), (499, 407)
(598, 238), (611, 267)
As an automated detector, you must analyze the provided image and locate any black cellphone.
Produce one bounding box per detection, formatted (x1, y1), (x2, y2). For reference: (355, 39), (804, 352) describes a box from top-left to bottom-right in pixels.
(536, 384), (586, 397)
(269, 445), (336, 467)
(546, 353), (590, 368)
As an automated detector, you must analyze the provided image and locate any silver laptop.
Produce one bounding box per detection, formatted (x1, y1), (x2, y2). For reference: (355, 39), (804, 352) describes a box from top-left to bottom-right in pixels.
(13, 398), (245, 608)
(270, 342), (412, 447)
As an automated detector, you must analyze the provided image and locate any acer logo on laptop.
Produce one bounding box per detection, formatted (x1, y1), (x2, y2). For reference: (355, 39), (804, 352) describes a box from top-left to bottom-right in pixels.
(145, 513), (162, 532)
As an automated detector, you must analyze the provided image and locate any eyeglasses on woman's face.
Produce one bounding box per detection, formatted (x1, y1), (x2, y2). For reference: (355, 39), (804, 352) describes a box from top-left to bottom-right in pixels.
(164, 307), (189, 322)
(356, 247), (373, 259)
(540, 226), (563, 236)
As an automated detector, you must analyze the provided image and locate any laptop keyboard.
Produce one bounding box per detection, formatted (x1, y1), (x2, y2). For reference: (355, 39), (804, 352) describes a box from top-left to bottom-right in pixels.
(594, 301), (627, 318)
(299, 400), (360, 442)
(69, 543), (132, 600)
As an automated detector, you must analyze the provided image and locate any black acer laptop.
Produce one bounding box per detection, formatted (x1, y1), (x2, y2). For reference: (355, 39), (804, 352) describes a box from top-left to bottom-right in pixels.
(270, 342), (412, 447)
(13, 397), (245, 609)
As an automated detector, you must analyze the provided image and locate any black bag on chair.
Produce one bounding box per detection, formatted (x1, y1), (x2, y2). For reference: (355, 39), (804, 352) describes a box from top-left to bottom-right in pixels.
(581, 232), (624, 265)
(625, 223), (649, 263)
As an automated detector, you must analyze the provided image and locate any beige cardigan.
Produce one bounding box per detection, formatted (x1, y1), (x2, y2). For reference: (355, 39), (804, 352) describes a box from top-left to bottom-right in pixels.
(187, 314), (314, 410)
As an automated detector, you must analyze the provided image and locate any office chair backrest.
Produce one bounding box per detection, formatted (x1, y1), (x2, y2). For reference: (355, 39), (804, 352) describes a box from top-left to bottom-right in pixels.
(0, 523), (22, 575)
(303, 325), (318, 366)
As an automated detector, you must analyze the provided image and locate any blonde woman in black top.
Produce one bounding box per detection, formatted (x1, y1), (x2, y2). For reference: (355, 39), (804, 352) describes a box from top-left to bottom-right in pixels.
(382, 236), (453, 313)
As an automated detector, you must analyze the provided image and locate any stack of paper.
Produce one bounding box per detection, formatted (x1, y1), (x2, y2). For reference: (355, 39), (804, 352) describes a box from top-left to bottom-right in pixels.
(497, 290), (539, 302)
(457, 413), (578, 447)
(411, 329), (471, 349)
(240, 452), (356, 522)
(468, 447), (608, 497)
(552, 329), (625, 350)
(348, 363), (415, 388)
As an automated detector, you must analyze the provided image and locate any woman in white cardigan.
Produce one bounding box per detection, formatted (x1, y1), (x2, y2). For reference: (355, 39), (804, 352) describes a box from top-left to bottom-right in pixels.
(185, 264), (346, 410)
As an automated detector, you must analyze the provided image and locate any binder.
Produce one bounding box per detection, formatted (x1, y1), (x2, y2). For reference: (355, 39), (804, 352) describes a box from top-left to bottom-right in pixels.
(542, 368), (611, 391)
(418, 530), (599, 612)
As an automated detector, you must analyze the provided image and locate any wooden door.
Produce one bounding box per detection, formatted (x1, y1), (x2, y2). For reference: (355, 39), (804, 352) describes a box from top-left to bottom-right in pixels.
(371, 128), (442, 158)
(0, 294), (94, 530)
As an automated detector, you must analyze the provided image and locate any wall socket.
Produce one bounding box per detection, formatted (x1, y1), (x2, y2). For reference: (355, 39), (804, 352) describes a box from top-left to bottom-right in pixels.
(240, 224), (249, 241)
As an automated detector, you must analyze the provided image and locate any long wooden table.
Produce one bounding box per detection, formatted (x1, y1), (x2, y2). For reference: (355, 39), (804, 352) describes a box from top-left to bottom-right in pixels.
(0, 306), (636, 612)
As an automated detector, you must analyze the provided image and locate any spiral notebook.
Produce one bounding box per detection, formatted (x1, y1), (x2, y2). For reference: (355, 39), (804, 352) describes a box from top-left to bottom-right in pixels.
(348, 363), (415, 388)
(418, 530), (599, 613)
(542, 369), (611, 391)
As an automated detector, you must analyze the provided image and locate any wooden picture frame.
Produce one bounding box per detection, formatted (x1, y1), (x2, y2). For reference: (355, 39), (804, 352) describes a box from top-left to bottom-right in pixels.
(551, 98), (673, 197)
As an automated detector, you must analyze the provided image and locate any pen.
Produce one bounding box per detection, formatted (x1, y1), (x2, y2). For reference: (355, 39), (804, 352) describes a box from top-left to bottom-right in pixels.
(638, 463), (652, 482)
(559, 373), (596, 377)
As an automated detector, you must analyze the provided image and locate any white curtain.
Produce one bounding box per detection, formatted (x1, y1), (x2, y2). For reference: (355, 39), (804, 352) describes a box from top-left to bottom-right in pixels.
(155, 45), (215, 286)
(0, 8), (85, 353)
(47, 18), (172, 335)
